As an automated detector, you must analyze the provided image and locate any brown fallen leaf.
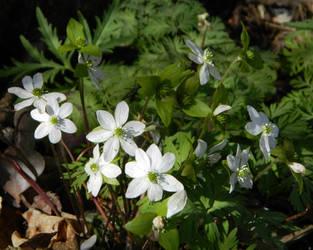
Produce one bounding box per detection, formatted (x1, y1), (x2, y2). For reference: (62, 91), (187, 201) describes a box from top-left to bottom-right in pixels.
(33, 191), (62, 215)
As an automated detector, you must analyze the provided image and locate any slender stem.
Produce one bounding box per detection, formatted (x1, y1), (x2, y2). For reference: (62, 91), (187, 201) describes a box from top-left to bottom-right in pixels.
(108, 185), (127, 224)
(79, 78), (89, 132)
(201, 26), (208, 49)
(76, 144), (94, 161)
(61, 139), (75, 162)
(219, 56), (240, 86)
(0, 154), (60, 216)
(82, 182), (121, 244)
(254, 161), (275, 182)
(140, 97), (150, 121)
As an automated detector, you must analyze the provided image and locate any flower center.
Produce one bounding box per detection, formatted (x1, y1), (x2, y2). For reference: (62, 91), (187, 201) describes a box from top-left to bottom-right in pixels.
(203, 49), (214, 65)
(76, 38), (86, 48)
(148, 172), (158, 183)
(114, 128), (123, 137)
(50, 116), (58, 125)
(86, 60), (94, 68)
(237, 165), (248, 181)
(32, 88), (42, 97)
(90, 163), (99, 172)
(263, 124), (271, 134)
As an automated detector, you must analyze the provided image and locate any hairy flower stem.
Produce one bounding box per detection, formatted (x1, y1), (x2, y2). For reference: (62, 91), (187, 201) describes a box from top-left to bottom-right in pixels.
(220, 56), (241, 86)
(0, 154), (60, 216)
(79, 78), (89, 132)
(254, 161), (275, 182)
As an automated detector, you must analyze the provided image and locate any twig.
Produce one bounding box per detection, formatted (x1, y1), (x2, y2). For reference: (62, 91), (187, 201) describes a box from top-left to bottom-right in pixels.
(76, 144), (94, 161)
(285, 205), (309, 222)
(0, 154), (60, 216)
(61, 139), (75, 162)
(280, 224), (313, 243)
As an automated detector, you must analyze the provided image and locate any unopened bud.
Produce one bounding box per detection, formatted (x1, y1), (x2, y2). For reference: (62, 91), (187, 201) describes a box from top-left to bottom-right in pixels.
(288, 162), (306, 174)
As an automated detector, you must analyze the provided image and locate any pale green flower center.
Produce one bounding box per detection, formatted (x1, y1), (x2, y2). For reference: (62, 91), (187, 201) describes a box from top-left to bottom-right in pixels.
(50, 116), (58, 125)
(148, 172), (158, 183)
(237, 165), (248, 180)
(263, 124), (271, 134)
(114, 128), (123, 137)
(203, 49), (214, 65)
(76, 38), (86, 48)
(86, 60), (94, 68)
(32, 88), (42, 97)
(90, 163), (99, 172)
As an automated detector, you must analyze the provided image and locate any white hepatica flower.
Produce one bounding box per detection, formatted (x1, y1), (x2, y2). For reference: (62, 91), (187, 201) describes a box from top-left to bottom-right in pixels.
(194, 139), (228, 165)
(86, 101), (145, 158)
(245, 105), (279, 160)
(213, 104), (232, 116)
(185, 39), (221, 85)
(80, 235), (97, 250)
(288, 162), (306, 174)
(8, 72), (66, 111)
(227, 144), (253, 193)
(78, 53), (105, 88)
(30, 97), (77, 144)
(167, 189), (187, 218)
(125, 144), (184, 202)
(85, 144), (121, 197)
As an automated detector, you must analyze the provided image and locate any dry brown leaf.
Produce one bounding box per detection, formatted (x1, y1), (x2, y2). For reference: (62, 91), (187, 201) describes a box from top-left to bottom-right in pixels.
(33, 191), (62, 215)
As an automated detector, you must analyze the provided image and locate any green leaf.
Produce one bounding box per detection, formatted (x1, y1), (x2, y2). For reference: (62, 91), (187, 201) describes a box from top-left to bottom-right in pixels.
(181, 160), (196, 182)
(240, 22), (250, 50)
(102, 176), (120, 185)
(159, 229), (179, 250)
(124, 213), (156, 237)
(137, 76), (161, 97)
(79, 44), (101, 57)
(58, 43), (77, 54)
(74, 63), (89, 78)
(160, 62), (192, 88)
(77, 11), (92, 44)
(183, 98), (211, 117)
(211, 84), (227, 110)
(67, 18), (86, 47)
(218, 228), (238, 250)
(155, 97), (175, 127)
(246, 49), (263, 69)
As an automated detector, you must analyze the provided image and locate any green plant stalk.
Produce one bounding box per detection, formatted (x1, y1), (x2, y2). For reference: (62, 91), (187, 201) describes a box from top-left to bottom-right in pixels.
(79, 78), (89, 132)
(219, 56), (241, 86)
(254, 161), (275, 182)
(0, 154), (61, 217)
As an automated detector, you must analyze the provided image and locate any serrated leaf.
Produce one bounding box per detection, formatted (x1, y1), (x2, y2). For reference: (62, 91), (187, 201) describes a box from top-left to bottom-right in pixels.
(137, 76), (160, 97)
(58, 44), (77, 54)
(218, 228), (238, 250)
(160, 62), (192, 88)
(159, 229), (179, 250)
(79, 44), (101, 57)
(124, 213), (156, 237)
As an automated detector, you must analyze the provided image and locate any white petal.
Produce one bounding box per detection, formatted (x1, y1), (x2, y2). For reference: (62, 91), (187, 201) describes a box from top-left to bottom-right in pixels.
(34, 122), (51, 139)
(80, 235), (97, 250)
(159, 174), (184, 192)
(126, 177), (149, 198)
(100, 163), (121, 178)
(194, 139), (207, 158)
(167, 190), (187, 218)
(146, 144), (163, 171)
(59, 103), (73, 119)
(78, 53), (84, 64)
(213, 105), (231, 116)
(157, 153), (175, 173)
(267, 135), (277, 150)
(22, 75), (34, 91)
(270, 123), (279, 138)
(184, 39), (203, 56)
(238, 173), (253, 189)
(247, 105), (261, 123)
(125, 161), (147, 178)
(87, 174), (103, 197)
(200, 64), (210, 85)
(147, 183), (163, 202)
(120, 138), (138, 156)
(208, 65), (221, 80)
(8, 87), (33, 98)
(227, 154), (238, 172)
(14, 98), (34, 111)
(93, 144), (100, 160)
(187, 53), (203, 64)
(33, 73), (43, 89)
(208, 153), (221, 165)
(240, 148), (250, 166)
(115, 101), (129, 127)
(45, 97), (59, 115)
(260, 134), (270, 160)
(245, 122), (263, 136)
(90, 55), (102, 66)
(102, 136), (120, 162)
(89, 70), (101, 88)
(123, 121), (145, 137)
(288, 162), (306, 174)
(48, 127), (62, 144)
(30, 109), (50, 122)
(86, 129), (113, 143)
(45, 92), (67, 103)
(235, 144), (241, 162)
(84, 159), (96, 176)
(96, 110), (116, 131)
(33, 98), (47, 113)
(229, 173), (237, 193)
(89, 68), (104, 83)
(135, 148), (151, 172)
(259, 112), (270, 124)
(209, 139), (228, 154)
(60, 119), (77, 134)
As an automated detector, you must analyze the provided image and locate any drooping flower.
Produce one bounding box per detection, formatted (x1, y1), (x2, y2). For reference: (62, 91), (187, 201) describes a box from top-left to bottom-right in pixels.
(167, 189), (187, 218)
(245, 105), (279, 160)
(30, 97), (77, 144)
(8, 73), (66, 112)
(213, 104), (232, 116)
(194, 138), (228, 165)
(86, 101), (145, 158)
(85, 144), (121, 197)
(78, 53), (105, 88)
(288, 162), (306, 174)
(125, 144), (184, 202)
(227, 144), (253, 193)
(185, 39), (221, 85)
